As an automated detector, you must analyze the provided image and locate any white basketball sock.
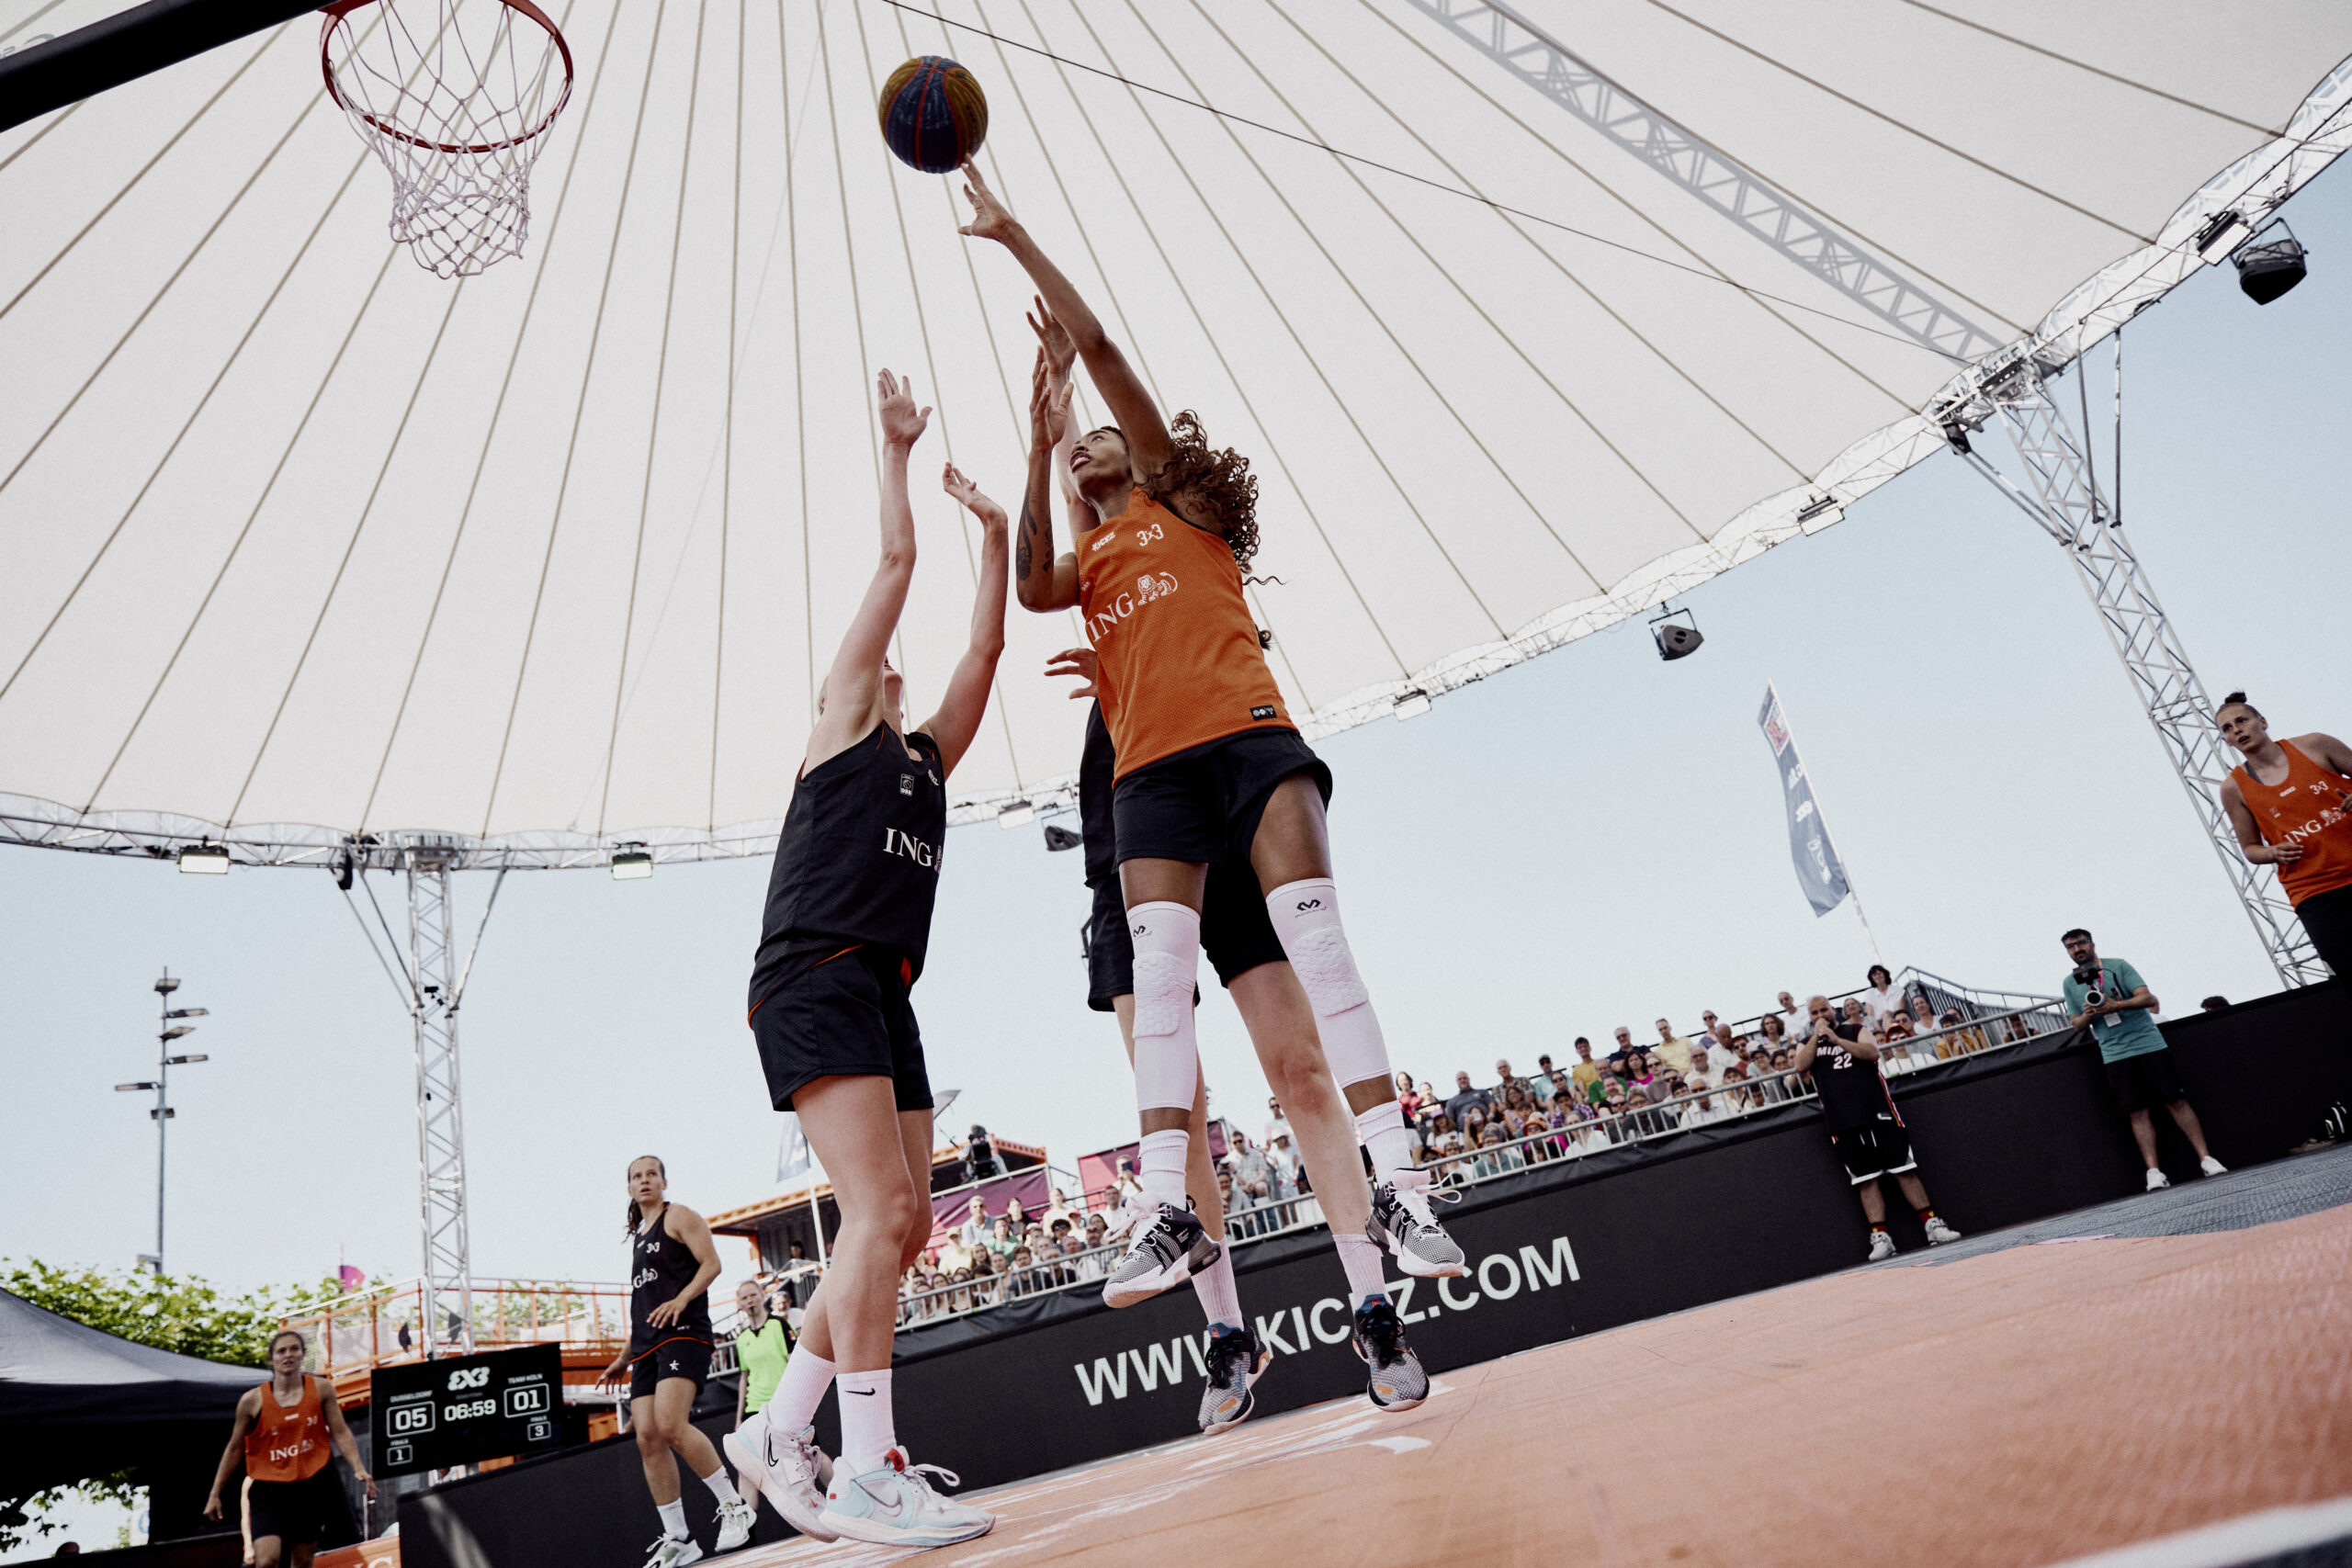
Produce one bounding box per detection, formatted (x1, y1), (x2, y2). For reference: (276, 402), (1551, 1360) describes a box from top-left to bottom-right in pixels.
(1353, 1100), (1417, 1183)
(1127, 901), (1204, 1114)
(656, 1499), (689, 1542)
(1333, 1232), (1389, 1307)
(763, 1347), (834, 1436)
(699, 1465), (741, 1506)
(834, 1368), (896, 1475)
(1193, 1249), (1243, 1330)
(1138, 1127), (1190, 1212)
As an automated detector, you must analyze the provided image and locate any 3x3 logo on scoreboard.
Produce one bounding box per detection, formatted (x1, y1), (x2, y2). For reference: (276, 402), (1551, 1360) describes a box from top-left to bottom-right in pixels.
(371, 1344), (566, 1475)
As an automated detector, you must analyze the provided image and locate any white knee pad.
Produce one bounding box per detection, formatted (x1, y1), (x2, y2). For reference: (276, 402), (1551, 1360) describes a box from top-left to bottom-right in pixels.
(1266, 878), (1389, 1089)
(1266, 878), (1369, 1015)
(1126, 900), (1202, 1111)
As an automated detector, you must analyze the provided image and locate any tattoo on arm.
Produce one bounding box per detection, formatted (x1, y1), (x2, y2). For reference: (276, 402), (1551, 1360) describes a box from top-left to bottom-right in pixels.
(1017, 499), (1037, 581)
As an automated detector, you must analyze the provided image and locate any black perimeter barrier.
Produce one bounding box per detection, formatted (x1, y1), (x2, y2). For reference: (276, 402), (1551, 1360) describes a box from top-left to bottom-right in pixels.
(401, 982), (2347, 1568)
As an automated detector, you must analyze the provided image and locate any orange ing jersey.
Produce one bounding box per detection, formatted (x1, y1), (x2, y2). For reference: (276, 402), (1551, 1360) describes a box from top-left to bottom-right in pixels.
(2233, 739), (2352, 905)
(1077, 489), (1290, 779)
(246, 1375), (330, 1483)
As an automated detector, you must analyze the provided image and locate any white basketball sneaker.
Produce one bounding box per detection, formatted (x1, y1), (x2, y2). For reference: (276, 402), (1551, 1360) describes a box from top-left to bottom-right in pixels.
(1923, 1216), (1962, 1247)
(1866, 1229), (1897, 1263)
(2145, 1168), (2171, 1191)
(640, 1536), (702, 1568)
(2199, 1156), (2228, 1177)
(722, 1419), (836, 1543)
(817, 1448), (994, 1549)
(712, 1496), (754, 1552)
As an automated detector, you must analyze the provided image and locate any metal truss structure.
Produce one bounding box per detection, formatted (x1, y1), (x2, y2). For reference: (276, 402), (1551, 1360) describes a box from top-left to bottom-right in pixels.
(1935, 348), (2324, 985)
(1399, 0), (2004, 362)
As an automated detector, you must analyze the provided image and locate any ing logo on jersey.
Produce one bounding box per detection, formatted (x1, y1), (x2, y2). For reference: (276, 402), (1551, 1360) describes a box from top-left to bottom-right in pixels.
(1083, 571), (1180, 644)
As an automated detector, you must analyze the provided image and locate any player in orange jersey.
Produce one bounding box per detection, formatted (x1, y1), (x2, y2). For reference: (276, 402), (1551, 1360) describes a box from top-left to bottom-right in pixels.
(962, 164), (1462, 1417)
(2219, 692), (2352, 975)
(203, 1329), (374, 1568)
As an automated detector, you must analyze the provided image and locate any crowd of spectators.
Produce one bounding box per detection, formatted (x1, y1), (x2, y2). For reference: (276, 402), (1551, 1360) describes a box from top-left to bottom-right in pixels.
(876, 971), (2043, 1324)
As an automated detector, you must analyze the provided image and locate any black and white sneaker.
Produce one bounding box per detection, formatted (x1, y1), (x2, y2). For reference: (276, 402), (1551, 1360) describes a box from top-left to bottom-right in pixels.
(1103, 1201), (1222, 1308)
(1365, 1169), (1465, 1278)
(1197, 1325), (1271, 1436)
(1351, 1296), (1429, 1412)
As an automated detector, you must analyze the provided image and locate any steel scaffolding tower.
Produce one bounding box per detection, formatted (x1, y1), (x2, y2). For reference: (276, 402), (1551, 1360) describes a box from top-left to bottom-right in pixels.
(1939, 347), (2324, 985)
(402, 837), (475, 1354)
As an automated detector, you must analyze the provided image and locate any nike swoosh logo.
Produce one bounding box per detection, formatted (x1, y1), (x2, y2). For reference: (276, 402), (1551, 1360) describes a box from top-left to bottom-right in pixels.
(844, 1388), (876, 1395)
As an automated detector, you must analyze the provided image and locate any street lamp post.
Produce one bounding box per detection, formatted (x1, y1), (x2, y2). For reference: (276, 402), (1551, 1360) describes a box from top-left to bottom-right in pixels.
(116, 968), (209, 1274)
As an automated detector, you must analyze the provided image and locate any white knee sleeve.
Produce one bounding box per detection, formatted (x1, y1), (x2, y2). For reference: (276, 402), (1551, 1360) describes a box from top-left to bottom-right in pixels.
(1265, 878), (1390, 1089)
(1127, 900), (1201, 1111)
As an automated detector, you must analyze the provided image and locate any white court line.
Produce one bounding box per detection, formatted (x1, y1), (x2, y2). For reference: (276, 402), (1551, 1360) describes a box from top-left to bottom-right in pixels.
(2042, 1495), (2352, 1568)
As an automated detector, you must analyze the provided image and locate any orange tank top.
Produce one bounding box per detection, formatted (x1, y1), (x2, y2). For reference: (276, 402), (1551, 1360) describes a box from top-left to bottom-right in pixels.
(245, 1375), (329, 1483)
(1077, 489), (1291, 779)
(2232, 740), (2352, 905)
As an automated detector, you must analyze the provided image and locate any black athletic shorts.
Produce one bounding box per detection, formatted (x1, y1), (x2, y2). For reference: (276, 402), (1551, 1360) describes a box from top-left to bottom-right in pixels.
(2106, 1048), (2187, 1113)
(750, 944), (933, 1112)
(1828, 1119), (1916, 1184)
(247, 1467), (344, 1547)
(1111, 728), (1331, 868)
(629, 1336), (712, 1401)
(1083, 870), (1289, 1010)
(2294, 883), (2352, 978)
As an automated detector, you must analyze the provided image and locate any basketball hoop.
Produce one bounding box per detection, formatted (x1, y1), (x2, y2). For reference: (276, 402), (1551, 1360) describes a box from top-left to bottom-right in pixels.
(322, 0), (574, 278)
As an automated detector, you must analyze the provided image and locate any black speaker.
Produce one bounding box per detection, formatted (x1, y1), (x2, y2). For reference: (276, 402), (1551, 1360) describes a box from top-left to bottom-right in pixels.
(1654, 622), (1704, 660)
(1043, 823), (1082, 852)
(2236, 232), (2307, 305)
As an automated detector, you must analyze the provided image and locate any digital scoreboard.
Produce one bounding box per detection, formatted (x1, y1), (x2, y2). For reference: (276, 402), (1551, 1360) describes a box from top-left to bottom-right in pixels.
(370, 1344), (566, 1475)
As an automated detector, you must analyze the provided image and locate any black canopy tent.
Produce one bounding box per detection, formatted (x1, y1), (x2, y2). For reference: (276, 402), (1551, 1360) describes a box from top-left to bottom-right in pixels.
(1, 1288), (258, 1538)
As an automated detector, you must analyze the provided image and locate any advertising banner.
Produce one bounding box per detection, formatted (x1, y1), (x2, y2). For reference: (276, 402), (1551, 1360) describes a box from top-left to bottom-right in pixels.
(1758, 683), (1851, 917)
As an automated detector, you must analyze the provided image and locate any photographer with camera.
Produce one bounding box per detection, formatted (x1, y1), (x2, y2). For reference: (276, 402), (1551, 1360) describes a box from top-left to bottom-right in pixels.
(2059, 930), (2226, 1191)
(1793, 995), (1962, 1262)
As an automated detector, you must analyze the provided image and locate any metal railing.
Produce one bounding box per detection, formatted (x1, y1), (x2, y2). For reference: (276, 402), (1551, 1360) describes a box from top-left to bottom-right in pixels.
(278, 1277), (630, 1396)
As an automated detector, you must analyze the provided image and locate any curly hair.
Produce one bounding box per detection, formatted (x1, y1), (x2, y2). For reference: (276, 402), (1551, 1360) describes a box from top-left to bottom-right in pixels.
(1146, 411), (1261, 572)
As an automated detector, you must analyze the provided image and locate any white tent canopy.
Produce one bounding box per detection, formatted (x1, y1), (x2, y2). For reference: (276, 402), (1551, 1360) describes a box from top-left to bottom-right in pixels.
(5, 0), (2349, 867)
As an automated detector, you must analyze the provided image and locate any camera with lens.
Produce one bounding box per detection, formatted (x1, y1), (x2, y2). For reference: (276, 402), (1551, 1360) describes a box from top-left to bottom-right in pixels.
(2072, 960), (2102, 989)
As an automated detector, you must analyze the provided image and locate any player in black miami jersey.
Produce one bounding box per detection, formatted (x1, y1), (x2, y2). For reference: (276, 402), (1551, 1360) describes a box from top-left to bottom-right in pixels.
(1794, 995), (1963, 1263)
(723, 370), (1001, 1551)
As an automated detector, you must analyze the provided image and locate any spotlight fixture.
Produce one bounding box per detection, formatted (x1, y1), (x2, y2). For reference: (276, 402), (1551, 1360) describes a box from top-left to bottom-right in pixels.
(176, 843), (229, 874)
(998, 800), (1036, 829)
(2195, 209), (2253, 265)
(1650, 604), (1704, 661)
(1043, 823), (1082, 852)
(2234, 221), (2308, 305)
(610, 845), (653, 880)
(1939, 421), (1973, 456)
(1392, 689), (1431, 720)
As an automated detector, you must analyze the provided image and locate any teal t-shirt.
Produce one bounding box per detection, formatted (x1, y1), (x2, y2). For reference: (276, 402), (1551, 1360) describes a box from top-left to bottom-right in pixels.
(2061, 956), (2167, 1064)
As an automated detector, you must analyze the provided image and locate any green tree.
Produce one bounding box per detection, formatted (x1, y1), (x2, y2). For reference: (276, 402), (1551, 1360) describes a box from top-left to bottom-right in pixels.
(0, 1260), (352, 1551)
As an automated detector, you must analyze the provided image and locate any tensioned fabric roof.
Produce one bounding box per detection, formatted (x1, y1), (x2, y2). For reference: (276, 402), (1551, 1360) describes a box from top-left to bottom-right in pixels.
(4, 1), (2350, 867)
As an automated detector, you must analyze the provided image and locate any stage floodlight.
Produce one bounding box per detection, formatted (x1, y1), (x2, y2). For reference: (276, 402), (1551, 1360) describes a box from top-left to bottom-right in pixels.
(165, 1007), (207, 1019)
(153, 975), (179, 995)
(166, 1054), (208, 1065)
(2196, 210), (2252, 265)
(116, 1081), (158, 1092)
(1392, 689), (1431, 720)
(1042, 823), (1082, 852)
(161, 1025), (195, 1042)
(999, 800), (1036, 829)
(610, 848), (653, 880)
(2234, 224), (2308, 305)
(1651, 605), (1704, 661)
(176, 843), (229, 874)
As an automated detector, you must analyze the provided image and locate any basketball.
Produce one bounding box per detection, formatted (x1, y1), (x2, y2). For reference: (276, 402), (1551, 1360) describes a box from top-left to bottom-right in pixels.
(878, 55), (988, 175)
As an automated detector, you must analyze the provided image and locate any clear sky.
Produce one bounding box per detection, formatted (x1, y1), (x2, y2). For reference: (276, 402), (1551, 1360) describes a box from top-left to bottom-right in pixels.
(5, 160), (2347, 1316)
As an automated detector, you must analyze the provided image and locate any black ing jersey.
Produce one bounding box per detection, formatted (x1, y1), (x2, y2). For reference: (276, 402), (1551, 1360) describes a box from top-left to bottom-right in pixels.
(629, 1206), (712, 1352)
(1808, 1021), (1899, 1130)
(749, 724), (947, 1011)
(1079, 703), (1117, 889)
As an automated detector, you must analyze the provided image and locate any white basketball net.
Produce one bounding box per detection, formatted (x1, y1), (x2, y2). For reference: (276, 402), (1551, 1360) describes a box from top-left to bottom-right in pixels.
(322, 0), (574, 278)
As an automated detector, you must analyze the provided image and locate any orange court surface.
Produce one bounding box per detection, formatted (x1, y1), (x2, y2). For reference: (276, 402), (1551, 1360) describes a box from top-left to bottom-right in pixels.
(744, 1151), (2352, 1568)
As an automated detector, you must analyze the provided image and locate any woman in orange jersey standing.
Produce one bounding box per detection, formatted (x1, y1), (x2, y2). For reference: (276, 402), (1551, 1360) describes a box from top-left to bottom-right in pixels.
(203, 1329), (373, 1567)
(2219, 692), (2352, 975)
(960, 164), (1465, 1413)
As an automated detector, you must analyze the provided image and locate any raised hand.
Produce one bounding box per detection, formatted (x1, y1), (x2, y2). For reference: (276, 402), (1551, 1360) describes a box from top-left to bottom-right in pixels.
(1028, 295), (1076, 380)
(876, 368), (932, 447)
(957, 159), (1017, 244)
(943, 461), (1005, 525)
(1044, 645), (1099, 700)
(1028, 348), (1072, 450)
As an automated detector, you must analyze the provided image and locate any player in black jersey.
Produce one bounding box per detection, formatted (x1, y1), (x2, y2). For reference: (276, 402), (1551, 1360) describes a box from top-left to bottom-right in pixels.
(727, 370), (1000, 1551)
(1794, 996), (1962, 1262)
(599, 1156), (752, 1566)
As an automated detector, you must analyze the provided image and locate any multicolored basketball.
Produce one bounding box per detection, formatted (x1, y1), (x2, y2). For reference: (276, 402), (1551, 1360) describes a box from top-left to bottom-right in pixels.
(877, 55), (988, 175)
